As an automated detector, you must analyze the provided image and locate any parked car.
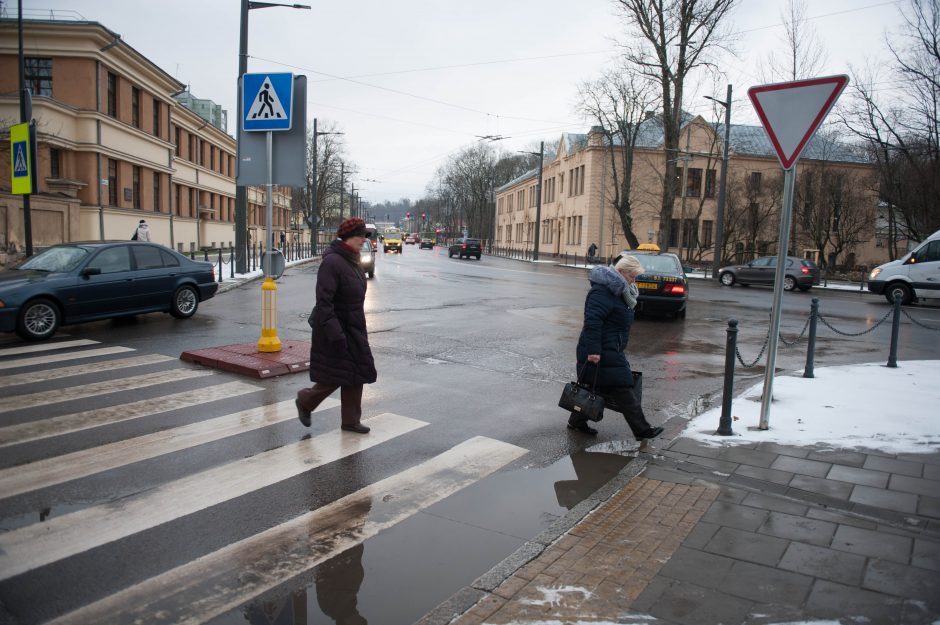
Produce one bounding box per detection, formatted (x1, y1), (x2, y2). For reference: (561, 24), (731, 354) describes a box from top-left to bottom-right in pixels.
(448, 238), (482, 260)
(868, 229), (940, 305)
(612, 250), (688, 318)
(360, 238), (376, 278)
(0, 241), (218, 341)
(718, 255), (820, 291)
(419, 233), (435, 249)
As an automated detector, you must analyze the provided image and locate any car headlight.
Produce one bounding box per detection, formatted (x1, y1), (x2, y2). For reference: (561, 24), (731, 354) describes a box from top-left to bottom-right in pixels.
(869, 267), (881, 280)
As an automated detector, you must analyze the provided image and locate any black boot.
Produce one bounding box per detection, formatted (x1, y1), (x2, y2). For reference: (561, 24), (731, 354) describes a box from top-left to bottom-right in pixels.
(567, 415), (598, 435)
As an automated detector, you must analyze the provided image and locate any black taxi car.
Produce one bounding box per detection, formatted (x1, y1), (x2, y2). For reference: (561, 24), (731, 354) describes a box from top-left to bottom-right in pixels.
(612, 250), (688, 319)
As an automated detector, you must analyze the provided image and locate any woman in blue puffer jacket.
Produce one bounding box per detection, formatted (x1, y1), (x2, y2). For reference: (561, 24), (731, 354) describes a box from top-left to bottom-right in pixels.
(569, 255), (664, 440)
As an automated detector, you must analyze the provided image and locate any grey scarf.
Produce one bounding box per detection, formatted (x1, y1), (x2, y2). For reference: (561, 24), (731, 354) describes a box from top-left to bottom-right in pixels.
(623, 282), (639, 309)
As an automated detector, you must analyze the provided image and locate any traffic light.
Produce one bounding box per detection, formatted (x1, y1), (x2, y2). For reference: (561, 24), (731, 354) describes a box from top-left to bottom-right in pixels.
(422, 212), (426, 219)
(406, 212), (411, 218)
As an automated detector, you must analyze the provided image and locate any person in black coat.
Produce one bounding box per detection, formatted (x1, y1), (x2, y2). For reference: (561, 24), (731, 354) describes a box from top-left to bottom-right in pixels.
(296, 217), (377, 434)
(569, 255), (663, 440)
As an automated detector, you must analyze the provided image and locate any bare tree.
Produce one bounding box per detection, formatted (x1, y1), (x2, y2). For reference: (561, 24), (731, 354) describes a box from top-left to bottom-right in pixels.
(577, 67), (660, 249)
(759, 0), (826, 83)
(293, 120), (348, 236)
(613, 0), (739, 250)
(840, 0), (940, 252)
(721, 170), (784, 261)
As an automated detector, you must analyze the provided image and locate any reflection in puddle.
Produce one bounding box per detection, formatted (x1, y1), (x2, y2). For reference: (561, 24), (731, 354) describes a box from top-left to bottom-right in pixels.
(231, 450), (634, 625)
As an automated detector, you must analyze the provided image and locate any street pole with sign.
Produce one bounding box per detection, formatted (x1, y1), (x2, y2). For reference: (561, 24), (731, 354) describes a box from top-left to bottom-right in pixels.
(748, 75), (848, 429)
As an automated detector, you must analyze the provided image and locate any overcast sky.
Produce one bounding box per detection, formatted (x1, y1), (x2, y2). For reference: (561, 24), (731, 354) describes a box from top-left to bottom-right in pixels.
(18, 0), (907, 203)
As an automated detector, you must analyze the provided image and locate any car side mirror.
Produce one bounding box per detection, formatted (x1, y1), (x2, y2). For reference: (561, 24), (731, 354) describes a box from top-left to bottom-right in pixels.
(81, 267), (101, 277)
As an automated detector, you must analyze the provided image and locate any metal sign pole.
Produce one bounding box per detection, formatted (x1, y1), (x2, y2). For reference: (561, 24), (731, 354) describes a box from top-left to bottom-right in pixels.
(265, 130), (274, 268)
(759, 164), (797, 429)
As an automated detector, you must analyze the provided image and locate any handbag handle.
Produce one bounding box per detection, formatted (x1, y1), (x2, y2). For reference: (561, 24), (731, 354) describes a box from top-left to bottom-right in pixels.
(576, 361), (600, 392)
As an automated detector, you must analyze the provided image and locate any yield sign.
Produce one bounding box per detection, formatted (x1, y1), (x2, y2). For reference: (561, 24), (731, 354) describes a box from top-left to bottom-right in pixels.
(748, 75), (848, 170)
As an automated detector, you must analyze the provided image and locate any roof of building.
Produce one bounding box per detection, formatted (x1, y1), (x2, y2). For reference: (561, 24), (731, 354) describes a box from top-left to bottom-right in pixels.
(495, 167), (539, 193)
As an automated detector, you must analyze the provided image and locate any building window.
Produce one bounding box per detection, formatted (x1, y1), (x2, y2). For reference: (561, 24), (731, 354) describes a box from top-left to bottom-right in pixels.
(131, 87), (140, 128)
(153, 98), (161, 138)
(174, 126), (181, 157)
(24, 57), (52, 97)
(210, 146), (215, 171)
(188, 133), (195, 162)
(153, 172), (161, 212)
(199, 140), (205, 166)
(108, 159), (118, 205)
(174, 183), (181, 216)
(50, 148), (61, 178)
(132, 166), (141, 207)
(669, 219), (679, 248)
(702, 220), (714, 248)
(191, 188), (198, 218)
(705, 169), (716, 199)
(682, 219), (697, 248)
(748, 171), (762, 193)
(107, 72), (117, 117)
(685, 168), (702, 197)
(507, 194), (513, 212)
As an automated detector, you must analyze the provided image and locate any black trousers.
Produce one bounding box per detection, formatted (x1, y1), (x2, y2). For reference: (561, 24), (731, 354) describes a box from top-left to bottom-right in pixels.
(569, 384), (652, 438)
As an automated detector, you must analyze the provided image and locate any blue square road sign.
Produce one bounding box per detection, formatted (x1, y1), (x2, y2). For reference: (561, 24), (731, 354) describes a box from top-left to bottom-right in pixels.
(243, 72), (294, 132)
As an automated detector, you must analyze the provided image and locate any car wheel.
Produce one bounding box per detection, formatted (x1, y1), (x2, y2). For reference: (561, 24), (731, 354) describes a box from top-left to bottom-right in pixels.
(719, 272), (735, 286)
(170, 285), (199, 319)
(17, 298), (60, 341)
(368, 270), (374, 278)
(448, 250), (454, 258)
(783, 276), (796, 291)
(886, 282), (913, 305)
(798, 285), (812, 292)
(475, 254), (481, 260)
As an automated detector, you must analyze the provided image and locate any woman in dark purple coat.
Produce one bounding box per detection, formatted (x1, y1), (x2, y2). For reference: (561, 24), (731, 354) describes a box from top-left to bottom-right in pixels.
(296, 218), (377, 433)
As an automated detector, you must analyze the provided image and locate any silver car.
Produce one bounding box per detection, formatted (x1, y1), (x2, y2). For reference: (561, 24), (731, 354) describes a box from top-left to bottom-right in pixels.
(360, 238), (376, 278)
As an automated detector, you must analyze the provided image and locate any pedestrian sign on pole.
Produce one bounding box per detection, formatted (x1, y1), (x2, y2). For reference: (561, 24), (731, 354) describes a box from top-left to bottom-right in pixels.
(10, 122), (33, 195)
(242, 73), (294, 132)
(748, 75), (848, 170)
(747, 74), (849, 431)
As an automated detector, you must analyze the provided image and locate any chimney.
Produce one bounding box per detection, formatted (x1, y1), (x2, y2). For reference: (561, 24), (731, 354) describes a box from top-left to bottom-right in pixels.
(588, 125), (606, 146)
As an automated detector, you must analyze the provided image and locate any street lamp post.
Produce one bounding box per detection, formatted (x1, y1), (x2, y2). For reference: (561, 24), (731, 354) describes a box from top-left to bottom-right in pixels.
(236, 0), (310, 273)
(705, 84), (732, 278)
(310, 117), (343, 255)
(518, 142), (544, 261)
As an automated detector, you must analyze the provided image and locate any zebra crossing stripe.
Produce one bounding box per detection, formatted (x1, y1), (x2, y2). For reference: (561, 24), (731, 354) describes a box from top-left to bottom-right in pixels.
(0, 413), (428, 581)
(45, 436), (527, 625)
(0, 368), (216, 415)
(0, 397), (340, 500)
(0, 339), (99, 358)
(0, 354), (175, 389)
(0, 346), (135, 371)
(0, 380), (262, 448)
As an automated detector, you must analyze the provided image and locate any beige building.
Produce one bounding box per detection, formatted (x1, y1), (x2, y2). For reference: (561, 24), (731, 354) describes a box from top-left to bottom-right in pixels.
(496, 115), (885, 270)
(0, 17), (296, 260)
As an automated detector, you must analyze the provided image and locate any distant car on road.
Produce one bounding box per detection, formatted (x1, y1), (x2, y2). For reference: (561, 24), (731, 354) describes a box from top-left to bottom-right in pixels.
(719, 255), (820, 291)
(0, 241), (218, 341)
(419, 232), (435, 249)
(383, 228), (403, 253)
(448, 238), (482, 260)
(360, 238), (376, 278)
(405, 233), (419, 245)
(612, 250), (688, 318)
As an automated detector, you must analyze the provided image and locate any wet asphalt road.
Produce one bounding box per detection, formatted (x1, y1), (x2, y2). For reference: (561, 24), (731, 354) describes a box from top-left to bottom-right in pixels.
(2, 245), (939, 625)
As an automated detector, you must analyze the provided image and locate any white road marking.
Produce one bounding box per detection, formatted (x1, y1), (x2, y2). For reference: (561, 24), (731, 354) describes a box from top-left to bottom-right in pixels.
(0, 346), (135, 371)
(0, 413), (428, 581)
(46, 436), (527, 625)
(0, 380), (261, 448)
(0, 397), (340, 499)
(0, 354), (175, 389)
(0, 339), (99, 358)
(0, 368), (215, 415)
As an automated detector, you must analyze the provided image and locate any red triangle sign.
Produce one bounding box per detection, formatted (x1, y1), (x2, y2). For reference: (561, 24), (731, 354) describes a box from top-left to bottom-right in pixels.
(748, 75), (849, 170)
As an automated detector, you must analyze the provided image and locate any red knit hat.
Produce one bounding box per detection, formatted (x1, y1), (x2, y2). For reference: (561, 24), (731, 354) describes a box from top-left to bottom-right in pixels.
(337, 217), (368, 240)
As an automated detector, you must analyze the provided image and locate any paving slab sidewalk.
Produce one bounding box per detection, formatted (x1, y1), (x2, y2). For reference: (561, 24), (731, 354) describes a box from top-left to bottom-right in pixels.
(420, 431), (940, 625)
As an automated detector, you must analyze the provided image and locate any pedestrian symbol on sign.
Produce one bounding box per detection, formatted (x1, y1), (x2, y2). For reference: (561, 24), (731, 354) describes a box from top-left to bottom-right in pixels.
(247, 77), (287, 121)
(13, 142), (28, 178)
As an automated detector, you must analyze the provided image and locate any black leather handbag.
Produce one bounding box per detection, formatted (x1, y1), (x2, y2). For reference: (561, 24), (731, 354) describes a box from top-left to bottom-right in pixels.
(559, 364), (605, 422)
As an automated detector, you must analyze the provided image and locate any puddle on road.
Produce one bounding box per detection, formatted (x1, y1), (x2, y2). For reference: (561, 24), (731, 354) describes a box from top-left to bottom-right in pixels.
(215, 450), (634, 625)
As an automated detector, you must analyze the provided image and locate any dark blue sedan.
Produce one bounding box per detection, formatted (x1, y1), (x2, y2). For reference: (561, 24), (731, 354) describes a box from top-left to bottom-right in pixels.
(0, 241), (218, 341)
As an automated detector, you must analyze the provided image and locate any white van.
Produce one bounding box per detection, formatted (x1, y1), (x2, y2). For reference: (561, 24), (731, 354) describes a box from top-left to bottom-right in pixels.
(868, 229), (940, 304)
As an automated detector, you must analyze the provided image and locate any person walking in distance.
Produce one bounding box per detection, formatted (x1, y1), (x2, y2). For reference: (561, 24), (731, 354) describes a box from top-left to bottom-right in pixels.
(568, 255), (663, 440)
(132, 219), (150, 241)
(296, 217), (376, 433)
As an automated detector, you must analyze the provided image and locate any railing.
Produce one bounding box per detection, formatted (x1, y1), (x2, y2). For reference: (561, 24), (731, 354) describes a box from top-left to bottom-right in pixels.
(188, 243), (320, 283)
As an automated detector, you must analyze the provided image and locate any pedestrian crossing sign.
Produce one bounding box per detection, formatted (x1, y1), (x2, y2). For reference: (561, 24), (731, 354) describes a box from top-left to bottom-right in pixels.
(242, 72), (294, 132)
(10, 122), (33, 195)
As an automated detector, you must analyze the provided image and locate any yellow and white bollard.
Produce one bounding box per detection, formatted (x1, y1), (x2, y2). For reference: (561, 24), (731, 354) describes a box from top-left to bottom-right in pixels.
(257, 277), (282, 352)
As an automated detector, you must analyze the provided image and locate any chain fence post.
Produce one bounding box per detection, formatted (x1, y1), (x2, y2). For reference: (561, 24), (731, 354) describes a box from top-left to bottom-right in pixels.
(717, 319), (738, 436)
(887, 295), (902, 368)
(230, 249), (235, 279)
(217, 249), (223, 283)
(804, 298), (819, 378)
